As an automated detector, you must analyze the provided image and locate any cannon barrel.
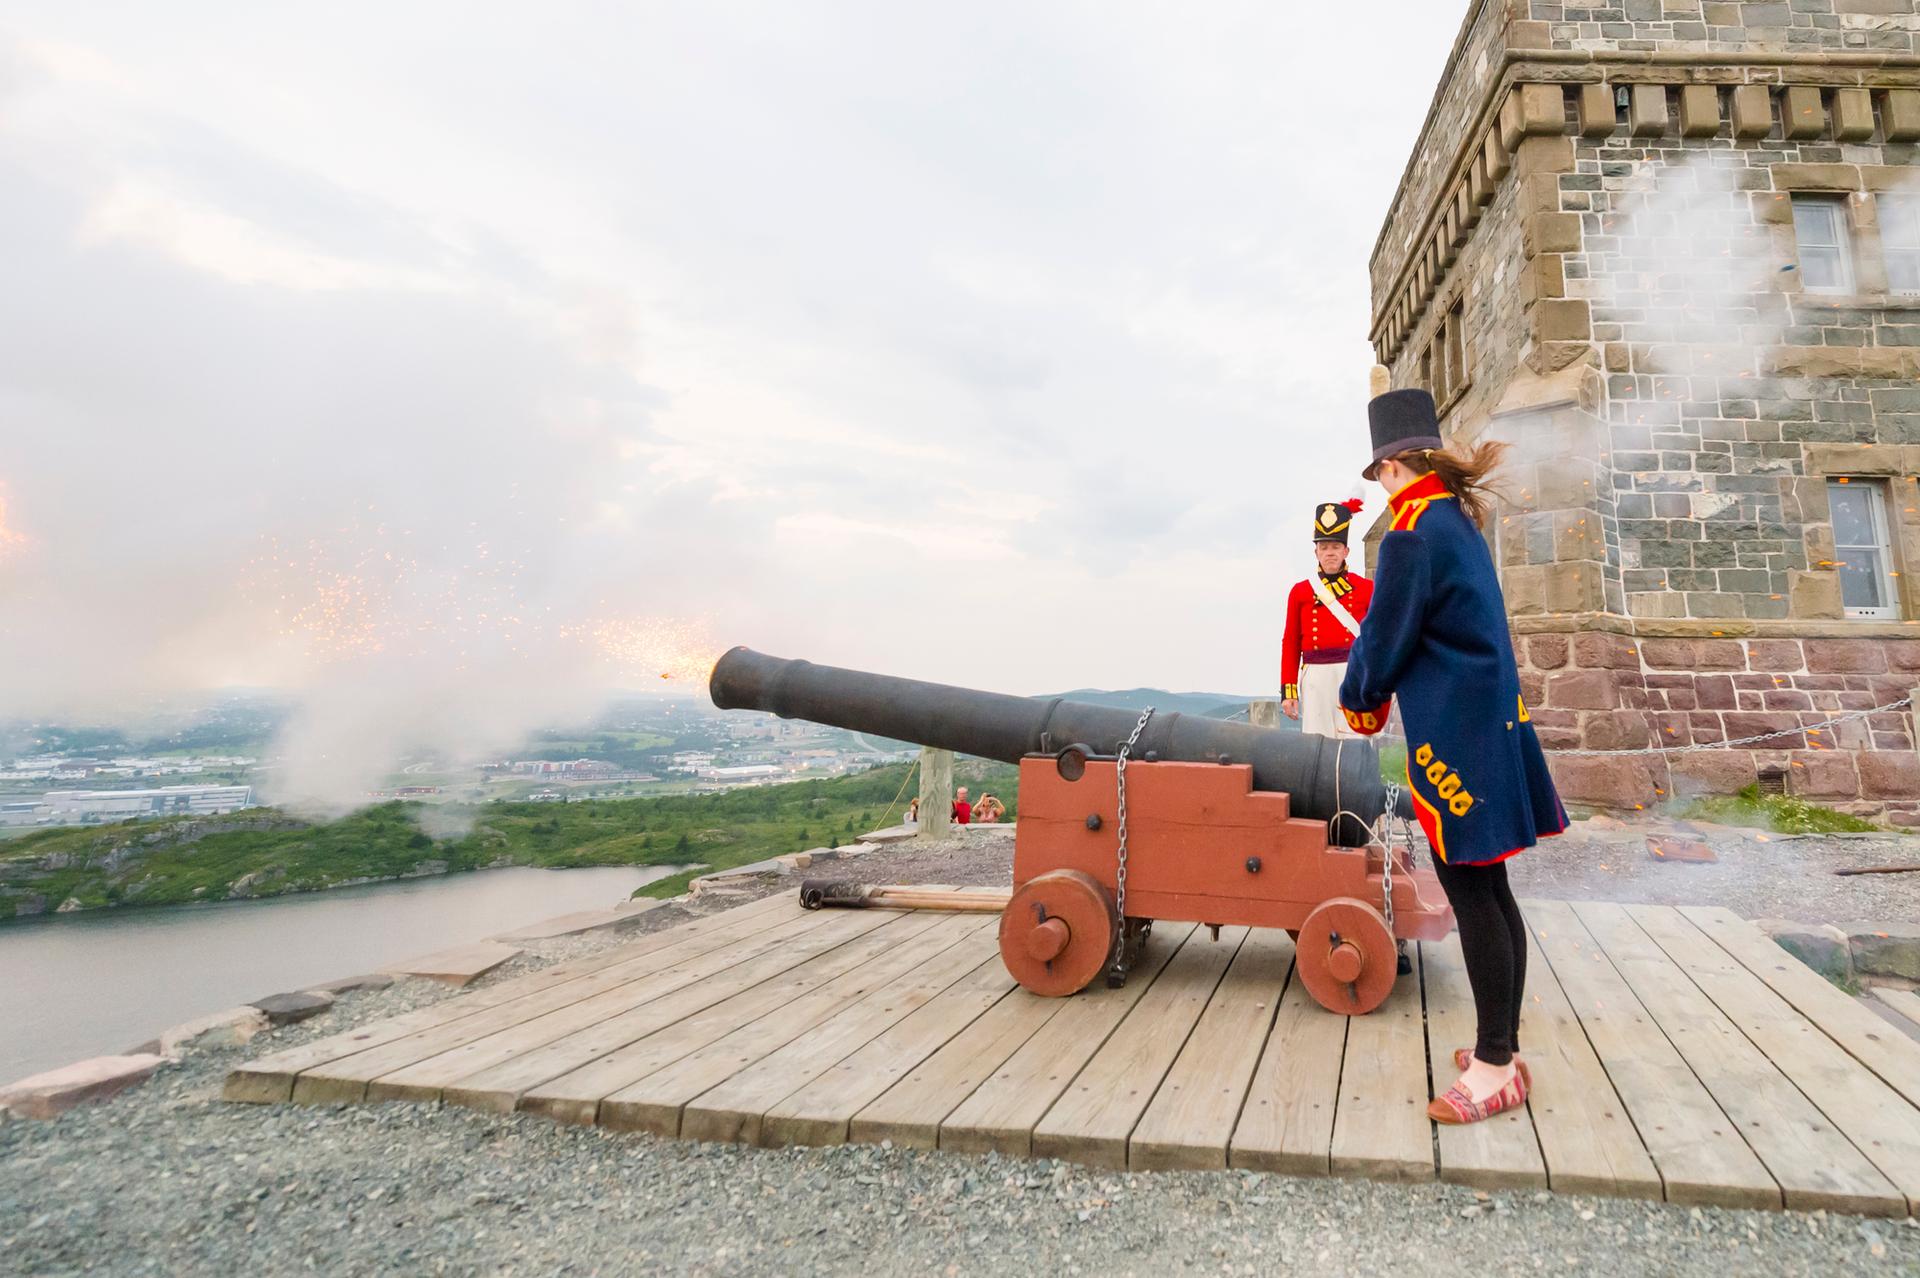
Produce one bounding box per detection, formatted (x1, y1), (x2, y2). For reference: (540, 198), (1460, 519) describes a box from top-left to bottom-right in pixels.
(709, 647), (1410, 845)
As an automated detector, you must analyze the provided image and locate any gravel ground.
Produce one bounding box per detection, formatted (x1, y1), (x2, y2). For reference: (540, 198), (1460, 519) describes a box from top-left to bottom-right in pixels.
(7, 821), (1920, 1275)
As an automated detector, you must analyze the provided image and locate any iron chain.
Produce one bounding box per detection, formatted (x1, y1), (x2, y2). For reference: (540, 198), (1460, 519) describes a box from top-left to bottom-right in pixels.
(1110, 706), (1155, 983)
(1378, 781), (1400, 936)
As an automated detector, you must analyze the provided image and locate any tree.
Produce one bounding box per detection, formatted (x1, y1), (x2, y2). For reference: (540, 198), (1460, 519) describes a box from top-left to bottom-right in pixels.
(674, 833), (691, 855)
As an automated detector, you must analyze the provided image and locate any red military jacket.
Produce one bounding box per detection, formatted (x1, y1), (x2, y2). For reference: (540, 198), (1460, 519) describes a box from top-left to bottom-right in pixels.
(1280, 571), (1374, 699)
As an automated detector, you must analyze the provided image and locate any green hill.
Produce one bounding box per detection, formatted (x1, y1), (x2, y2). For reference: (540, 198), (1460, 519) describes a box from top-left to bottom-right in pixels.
(0, 760), (1018, 918)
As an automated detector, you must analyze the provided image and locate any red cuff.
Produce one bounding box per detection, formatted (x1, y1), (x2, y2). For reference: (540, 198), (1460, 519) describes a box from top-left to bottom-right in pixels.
(1341, 702), (1390, 736)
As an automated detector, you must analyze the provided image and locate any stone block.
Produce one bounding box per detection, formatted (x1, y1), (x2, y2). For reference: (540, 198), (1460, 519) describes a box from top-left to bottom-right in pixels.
(1514, 135), (1574, 179)
(381, 940), (522, 986)
(1833, 88), (1875, 142)
(250, 991), (336, 1026)
(159, 1007), (271, 1056)
(307, 973), (396, 995)
(1788, 569), (1844, 620)
(1679, 85), (1721, 138)
(1520, 83), (1565, 136)
(1786, 751), (1861, 800)
(1731, 84), (1773, 139)
(1669, 750), (1756, 796)
(1758, 920), (1854, 986)
(1629, 84), (1668, 137)
(1521, 253), (1564, 303)
(1806, 638), (1889, 674)
(1578, 82), (1616, 137)
(1640, 638), (1697, 670)
(1782, 86), (1826, 140)
(1500, 87), (1525, 153)
(1849, 922), (1920, 984)
(1545, 559), (1606, 612)
(1547, 669), (1618, 710)
(1546, 753), (1664, 811)
(1886, 89), (1920, 143)
(1529, 634), (1570, 670)
(1746, 638), (1805, 673)
(1647, 834), (1715, 864)
(1582, 710), (1653, 751)
(0, 1055), (170, 1120)
(1858, 751), (1920, 800)
(1531, 299), (1592, 343)
(1573, 632), (1640, 671)
(1483, 128), (1511, 184)
(1771, 163), (1860, 193)
(1723, 712), (1806, 749)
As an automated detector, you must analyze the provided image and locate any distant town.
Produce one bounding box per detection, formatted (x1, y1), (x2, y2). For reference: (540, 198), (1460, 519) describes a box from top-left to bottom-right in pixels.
(0, 696), (917, 832)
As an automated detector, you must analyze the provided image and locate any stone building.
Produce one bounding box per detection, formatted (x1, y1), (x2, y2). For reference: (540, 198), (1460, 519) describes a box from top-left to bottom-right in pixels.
(1368, 0), (1920, 821)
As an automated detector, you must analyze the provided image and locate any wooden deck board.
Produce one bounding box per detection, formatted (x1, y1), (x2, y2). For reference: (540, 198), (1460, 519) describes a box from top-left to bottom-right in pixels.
(1515, 927), (1662, 1200)
(1526, 899), (1779, 1209)
(1422, 934), (1547, 1190)
(1680, 905), (1920, 1112)
(938, 923), (1197, 1158)
(1630, 904), (1920, 1216)
(1328, 942), (1433, 1183)
(1030, 926), (1247, 1169)
(222, 889), (1913, 1214)
(1128, 930), (1290, 1171)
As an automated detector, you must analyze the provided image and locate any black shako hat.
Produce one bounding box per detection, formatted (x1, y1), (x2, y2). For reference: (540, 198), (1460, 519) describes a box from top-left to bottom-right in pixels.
(1363, 387), (1444, 480)
(1311, 500), (1361, 545)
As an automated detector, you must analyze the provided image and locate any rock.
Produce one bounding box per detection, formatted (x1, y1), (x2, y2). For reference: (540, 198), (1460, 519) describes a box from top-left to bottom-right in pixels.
(249, 991), (335, 1025)
(860, 825), (919, 844)
(1647, 835), (1715, 863)
(159, 1007), (271, 1056)
(1848, 923), (1920, 984)
(380, 940), (522, 986)
(0, 1054), (169, 1119)
(306, 973), (396, 995)
(55, 897), (83, 913)
(1758, 920), (1854, 986)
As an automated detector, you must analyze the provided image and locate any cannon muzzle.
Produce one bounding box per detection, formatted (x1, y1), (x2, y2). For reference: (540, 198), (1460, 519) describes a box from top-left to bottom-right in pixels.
(709, 647), (1411, 845)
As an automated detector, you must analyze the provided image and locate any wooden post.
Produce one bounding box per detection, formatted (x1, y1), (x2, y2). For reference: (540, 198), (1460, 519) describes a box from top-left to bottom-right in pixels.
(918, 747), (953, 835)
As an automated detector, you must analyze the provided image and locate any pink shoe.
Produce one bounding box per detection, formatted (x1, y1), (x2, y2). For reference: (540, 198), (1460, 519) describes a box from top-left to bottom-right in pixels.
(1428, 1066), (1528, 1125)
(1453, 1048), (1531, 1092)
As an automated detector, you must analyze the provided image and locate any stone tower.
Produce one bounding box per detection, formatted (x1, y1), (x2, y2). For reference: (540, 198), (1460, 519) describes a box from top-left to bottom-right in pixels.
(1370, 0), (1920, 821)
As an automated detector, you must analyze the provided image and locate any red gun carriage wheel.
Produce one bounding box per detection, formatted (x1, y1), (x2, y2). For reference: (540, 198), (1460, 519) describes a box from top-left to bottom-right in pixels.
(1294, 896), (1397, 1015)
(999, 869), (1118, 997)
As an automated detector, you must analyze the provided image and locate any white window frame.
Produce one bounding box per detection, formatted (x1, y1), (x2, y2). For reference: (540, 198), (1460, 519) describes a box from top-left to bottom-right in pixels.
(1828, 477), (1900, 620)
(1882, 193), (1920, 296)
(1792, 196), (1855, 295)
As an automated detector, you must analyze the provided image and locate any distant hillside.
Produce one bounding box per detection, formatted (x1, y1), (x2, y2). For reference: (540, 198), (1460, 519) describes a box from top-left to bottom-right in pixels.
(1048, 688), (1267, 722)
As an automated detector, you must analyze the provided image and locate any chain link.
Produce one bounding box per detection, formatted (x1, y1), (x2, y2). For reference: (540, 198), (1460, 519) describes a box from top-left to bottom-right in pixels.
(1555, 695), (1911, 757)
(1378, 782), (1398, 936)
(1110, 706), (1155, 984)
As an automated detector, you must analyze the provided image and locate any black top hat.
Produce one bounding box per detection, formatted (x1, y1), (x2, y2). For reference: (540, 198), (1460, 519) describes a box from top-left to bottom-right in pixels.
(1311, 500), (1361, 544)
(1363, 388), (1444, 480)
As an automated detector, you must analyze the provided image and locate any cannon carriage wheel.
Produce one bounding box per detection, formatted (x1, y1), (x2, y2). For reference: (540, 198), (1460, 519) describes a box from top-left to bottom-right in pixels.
(1293, 896), (1397, 1015)
(998, 870), (1117, 997)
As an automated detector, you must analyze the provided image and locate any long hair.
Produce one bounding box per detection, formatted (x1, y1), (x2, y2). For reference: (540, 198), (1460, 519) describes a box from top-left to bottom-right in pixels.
(1394, 439), (1508, 527)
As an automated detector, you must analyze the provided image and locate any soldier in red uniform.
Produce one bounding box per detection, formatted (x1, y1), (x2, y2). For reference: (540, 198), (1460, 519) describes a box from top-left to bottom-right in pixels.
(1279, 499), (1373, 737)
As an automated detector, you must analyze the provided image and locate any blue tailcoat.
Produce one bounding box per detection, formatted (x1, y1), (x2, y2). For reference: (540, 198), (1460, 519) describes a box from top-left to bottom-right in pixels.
(1338, 473), (1567, 865)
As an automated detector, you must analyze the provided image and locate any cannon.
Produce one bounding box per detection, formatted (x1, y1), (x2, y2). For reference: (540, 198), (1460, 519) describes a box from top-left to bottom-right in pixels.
(710, 647), (1453, 1015)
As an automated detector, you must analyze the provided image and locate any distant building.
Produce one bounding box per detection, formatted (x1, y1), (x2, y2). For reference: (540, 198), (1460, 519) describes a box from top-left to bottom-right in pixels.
(40, 785), (255, 824)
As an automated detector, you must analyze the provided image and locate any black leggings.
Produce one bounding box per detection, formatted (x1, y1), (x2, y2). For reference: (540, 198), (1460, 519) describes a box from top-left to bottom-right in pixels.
(1430, 857), (1526, 1067)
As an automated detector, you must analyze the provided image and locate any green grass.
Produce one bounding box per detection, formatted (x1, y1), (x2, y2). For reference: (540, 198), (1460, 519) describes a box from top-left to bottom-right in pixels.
(1377, 742), (1406, 788)
(0, 759), (1019, 914)
(1679, 783), (1880, 835)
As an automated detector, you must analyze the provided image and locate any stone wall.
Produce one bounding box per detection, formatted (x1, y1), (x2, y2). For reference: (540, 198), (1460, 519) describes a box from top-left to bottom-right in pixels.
(1367, 3), (1920, 816)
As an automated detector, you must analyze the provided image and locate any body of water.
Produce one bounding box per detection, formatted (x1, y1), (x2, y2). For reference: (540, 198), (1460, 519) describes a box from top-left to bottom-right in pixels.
(0, 864), (683, 1083)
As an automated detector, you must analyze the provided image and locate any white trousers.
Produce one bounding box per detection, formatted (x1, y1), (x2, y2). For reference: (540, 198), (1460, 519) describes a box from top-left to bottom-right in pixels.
(1300, 661), (1363, 740)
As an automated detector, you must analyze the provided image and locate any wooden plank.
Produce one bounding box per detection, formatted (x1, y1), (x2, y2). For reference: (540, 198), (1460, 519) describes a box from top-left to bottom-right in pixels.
(755, 952), (1015, 1148)
(1527, 899), (1778, 1209)
(519, 911), (950, 1125)
(1514, 927), (1662, 1200)
(1128, 930), (1291, 1171)
(1329, 943), (1433, 1183)
(290, 903), (832, 1104)
(381, 941), (523, 985)
(680, 925), (1000, 1145)
(1422, 933), (1547, 1190)
(1228, 952), (1348, 1175)
(1874, 987), (1920, 1031)
(1631, 904), (1920, 1215)
(1574, 901), (1902, 1216)
(849, 986), (1068, 1150)
(226, 891), (797, 1102)
(598, 912), (990, 1136)
(373, 907), (894, 1104)
(1031, 927), (1246, 1169)
(938, 923), (1198, 1158)
(1683, 905), (1920, 1112)
(439, 908), (903, 1114)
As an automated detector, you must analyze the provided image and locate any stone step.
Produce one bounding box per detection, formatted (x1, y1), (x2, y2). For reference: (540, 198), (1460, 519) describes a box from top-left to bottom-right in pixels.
(0, 1055), (169, 1120)
(380, 941), (523, 986)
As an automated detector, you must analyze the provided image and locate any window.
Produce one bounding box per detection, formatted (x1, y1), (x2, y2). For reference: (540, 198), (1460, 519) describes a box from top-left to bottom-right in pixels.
(1828, 478), (1900, 619)
(1882, 193), (1920, 294)
(1792, 197), (1854, 294)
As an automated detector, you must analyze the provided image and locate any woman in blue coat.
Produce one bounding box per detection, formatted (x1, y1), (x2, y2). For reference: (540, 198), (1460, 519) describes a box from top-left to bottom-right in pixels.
(1339, 387), (1567, 1126)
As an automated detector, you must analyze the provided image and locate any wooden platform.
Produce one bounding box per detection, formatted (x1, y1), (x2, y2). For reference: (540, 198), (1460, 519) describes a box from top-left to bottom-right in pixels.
(226, 892), (1920, 1214)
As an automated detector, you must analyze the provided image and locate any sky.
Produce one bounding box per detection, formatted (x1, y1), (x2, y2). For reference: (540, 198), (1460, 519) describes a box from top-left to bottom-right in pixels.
(0, 2), (1467, 795)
